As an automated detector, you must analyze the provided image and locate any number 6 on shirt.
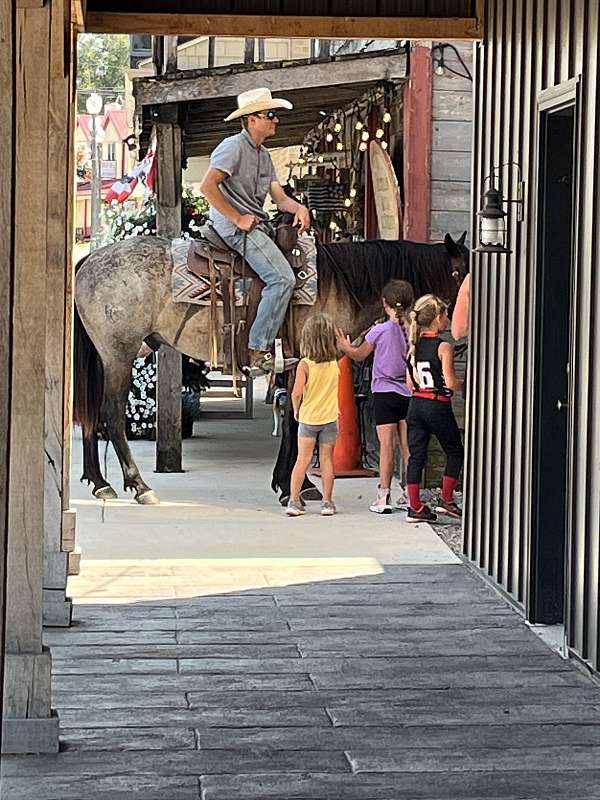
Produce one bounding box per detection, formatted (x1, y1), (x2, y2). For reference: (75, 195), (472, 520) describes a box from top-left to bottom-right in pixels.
(416, 361), (435, 389)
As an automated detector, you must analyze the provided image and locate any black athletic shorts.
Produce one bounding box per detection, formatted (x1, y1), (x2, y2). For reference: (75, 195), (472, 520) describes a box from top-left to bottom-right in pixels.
(372, 391), (410, 426)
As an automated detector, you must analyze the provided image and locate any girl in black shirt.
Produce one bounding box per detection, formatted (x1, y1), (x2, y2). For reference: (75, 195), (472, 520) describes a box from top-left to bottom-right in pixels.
(406, 295), (464, 522)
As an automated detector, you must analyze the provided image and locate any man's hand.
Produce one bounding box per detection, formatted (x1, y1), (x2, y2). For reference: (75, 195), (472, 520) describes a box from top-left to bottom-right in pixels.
(236, 214), (259, 233)
(293, 204), (311, 234)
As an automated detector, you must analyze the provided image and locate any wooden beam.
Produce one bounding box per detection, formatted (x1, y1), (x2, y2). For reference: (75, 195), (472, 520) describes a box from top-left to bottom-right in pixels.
(155, 107), (183, 474)
(244, 37), (255, 65)
(0, 0), (15, 759)
(85, 13), (482, 40)
(44, 0), (74, 627)
(134, 52), (407, 107)
(403, 42), (433, 242)
(3, 1), (58, 754)
(164, 35), (178, 74)
(71, 0), (86, 30)
(475, 0), (486, 37)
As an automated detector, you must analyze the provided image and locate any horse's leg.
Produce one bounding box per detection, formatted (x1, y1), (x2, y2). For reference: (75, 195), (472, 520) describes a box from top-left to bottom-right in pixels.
(101, 361), (160, 505)
(81, 429), (118, 500)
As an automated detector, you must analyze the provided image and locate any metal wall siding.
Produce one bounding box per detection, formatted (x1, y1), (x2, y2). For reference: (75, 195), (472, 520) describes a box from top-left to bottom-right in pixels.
(465, 0), (600, 671)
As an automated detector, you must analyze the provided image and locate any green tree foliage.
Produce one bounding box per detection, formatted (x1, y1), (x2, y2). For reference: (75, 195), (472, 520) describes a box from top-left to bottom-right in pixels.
(77, 34), (130, 109)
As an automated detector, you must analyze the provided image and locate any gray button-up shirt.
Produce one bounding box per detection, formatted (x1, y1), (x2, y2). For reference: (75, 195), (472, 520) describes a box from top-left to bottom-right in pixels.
(208, 128), (278, 230)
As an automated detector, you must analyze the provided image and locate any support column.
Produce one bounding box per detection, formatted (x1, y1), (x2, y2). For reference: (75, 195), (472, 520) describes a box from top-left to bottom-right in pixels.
(0, 0), (15, 758)
(44, 0), (78, 628)
(155, 104), (183, 474)
(2, 0), (61, 754)
(403, 41), (433, 242)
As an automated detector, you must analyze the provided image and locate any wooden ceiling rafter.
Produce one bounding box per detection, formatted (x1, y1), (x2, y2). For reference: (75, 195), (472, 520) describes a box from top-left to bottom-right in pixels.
(84, 12), (482, 40)
(134, 50), (407, 107)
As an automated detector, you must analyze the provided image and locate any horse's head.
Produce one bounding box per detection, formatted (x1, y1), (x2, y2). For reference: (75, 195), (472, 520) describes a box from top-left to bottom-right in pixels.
(444, 231), (470, 287)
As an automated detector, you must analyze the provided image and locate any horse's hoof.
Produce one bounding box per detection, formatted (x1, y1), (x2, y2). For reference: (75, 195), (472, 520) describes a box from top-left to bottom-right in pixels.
(94, 485), (118, 501)
(136, 490), (160, 506)
(301, 486), (323, 502)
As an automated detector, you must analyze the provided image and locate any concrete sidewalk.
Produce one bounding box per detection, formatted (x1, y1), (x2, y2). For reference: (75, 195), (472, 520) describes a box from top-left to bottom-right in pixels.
(69, 378), (456, 566)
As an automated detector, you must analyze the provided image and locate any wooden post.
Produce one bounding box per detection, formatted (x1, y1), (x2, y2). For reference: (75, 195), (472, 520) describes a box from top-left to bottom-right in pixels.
(207, 36), (216, 68)
(155, 104), (183, 474)
(0, 0), (15, 758)
(164, 35), (178, 73)
(403, 41), (433, 242)
(2, 1), (60, 754)
(257, 38), (265, 62)
(43, 0), (76, 628)
(244, 37), (255, 64)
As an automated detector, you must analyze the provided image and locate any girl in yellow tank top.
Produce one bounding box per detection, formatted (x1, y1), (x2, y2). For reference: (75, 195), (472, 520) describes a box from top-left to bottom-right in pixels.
(287, 314), (340, 517)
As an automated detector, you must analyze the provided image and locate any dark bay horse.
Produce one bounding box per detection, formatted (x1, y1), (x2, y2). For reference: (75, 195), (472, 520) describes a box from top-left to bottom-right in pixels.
(73, 232), (468, 504)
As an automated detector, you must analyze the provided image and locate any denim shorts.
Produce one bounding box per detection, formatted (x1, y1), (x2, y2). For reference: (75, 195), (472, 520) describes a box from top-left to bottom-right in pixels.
(298, 420), (338, 443)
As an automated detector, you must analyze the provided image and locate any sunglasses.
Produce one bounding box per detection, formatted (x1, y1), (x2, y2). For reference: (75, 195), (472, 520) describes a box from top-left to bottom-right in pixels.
(253, 110), (279, 121)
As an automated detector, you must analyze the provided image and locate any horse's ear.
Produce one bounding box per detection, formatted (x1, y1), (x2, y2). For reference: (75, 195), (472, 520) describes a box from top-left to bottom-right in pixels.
(458, 230), (467, 246)
(444, 233), (460, 257)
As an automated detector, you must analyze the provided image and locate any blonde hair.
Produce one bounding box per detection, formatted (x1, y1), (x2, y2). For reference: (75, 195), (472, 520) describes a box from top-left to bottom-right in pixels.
(408, 294), (448, 369)
(382, 279), (414, 327)
(300, 313), (338, 363)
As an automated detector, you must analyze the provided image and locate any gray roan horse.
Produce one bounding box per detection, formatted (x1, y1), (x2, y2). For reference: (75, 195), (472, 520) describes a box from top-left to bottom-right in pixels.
(73, 232), (469, 504)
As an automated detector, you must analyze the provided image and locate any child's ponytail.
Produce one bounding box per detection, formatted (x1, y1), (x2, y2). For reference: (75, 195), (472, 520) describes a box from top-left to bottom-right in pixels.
(409, 294), (448, 370)
(381, 279), (415, 328)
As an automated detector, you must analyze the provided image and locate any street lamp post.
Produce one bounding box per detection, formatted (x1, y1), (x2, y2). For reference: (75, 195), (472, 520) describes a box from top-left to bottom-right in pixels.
(86, 92), (105, 251)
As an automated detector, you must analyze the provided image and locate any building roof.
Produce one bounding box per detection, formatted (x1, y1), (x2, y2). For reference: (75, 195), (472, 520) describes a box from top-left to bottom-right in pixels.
(77, 109), (129, 142)
(135, 49), (407, 158)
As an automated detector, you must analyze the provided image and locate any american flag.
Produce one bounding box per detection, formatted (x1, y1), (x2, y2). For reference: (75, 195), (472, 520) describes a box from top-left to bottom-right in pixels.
(105, 150), (156, 204)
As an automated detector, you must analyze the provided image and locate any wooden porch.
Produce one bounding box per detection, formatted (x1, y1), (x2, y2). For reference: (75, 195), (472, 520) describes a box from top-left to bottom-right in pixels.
(3, 563), (600, 797)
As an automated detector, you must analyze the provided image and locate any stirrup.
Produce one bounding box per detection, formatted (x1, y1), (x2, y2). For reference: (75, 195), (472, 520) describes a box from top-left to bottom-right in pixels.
(274, 338), (284, 374)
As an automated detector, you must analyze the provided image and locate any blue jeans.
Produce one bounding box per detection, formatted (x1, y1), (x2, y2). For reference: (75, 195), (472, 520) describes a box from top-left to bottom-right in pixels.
(213, 221), (296, 351)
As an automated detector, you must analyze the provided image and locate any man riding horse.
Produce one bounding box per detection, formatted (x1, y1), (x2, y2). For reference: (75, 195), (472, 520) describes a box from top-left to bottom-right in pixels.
(200, 87), (311, 376)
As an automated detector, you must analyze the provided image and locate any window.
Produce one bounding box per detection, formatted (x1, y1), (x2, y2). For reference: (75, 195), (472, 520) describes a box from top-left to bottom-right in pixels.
(106, 142), (116, 161)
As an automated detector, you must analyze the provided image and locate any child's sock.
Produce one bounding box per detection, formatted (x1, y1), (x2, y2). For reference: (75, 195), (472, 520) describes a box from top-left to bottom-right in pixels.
(407, 484), (422, 512)
(441, 476), (458, 503)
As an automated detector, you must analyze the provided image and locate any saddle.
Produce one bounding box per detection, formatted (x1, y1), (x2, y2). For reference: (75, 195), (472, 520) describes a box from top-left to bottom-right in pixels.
(186, 223), (307, 373)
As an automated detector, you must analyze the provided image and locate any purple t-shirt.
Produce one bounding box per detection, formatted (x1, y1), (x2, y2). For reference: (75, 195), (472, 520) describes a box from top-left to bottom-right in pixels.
(365, 320), (411, 396)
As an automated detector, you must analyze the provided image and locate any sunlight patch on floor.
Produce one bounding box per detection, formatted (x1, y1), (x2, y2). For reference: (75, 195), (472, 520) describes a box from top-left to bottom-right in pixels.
(68, 557), (385, 603)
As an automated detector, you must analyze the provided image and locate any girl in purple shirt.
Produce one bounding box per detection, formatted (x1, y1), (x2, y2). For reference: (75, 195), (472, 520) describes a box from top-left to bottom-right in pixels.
(337, 280), (414, 513)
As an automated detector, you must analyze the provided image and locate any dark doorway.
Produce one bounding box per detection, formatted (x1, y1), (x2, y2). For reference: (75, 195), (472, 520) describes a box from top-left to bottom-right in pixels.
(530, 98), (576, 624)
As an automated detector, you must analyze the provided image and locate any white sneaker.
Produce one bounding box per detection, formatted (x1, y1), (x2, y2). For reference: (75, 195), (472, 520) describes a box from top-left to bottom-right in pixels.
(395, 486), (409, 511)
(369, 488), (393, 514)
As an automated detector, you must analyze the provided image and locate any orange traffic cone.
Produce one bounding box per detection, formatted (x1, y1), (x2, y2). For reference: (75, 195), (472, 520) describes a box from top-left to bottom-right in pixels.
(313, 356), (376, 479)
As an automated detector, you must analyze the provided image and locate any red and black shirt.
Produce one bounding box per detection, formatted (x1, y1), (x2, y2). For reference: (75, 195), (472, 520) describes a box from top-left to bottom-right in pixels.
(409, 333), (453, 402)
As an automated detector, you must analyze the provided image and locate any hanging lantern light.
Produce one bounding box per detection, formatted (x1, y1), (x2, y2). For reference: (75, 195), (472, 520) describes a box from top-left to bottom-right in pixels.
(329, 220), (339, 231)
(355, 119), (364, 131)
(475, 181), (509, 253)
(382, 110), (392, 124)
(381, 141), (389, 150)
(361, 130), (370, 142)
(336, 141), (344, 151)
(349, 187), (357, 198)
(344, 198), (352, 208)
(375, 128), (385, 139)
(317, 155), (325, 163)
(333, 121), (343, 133)
(359, 141), (368, 152)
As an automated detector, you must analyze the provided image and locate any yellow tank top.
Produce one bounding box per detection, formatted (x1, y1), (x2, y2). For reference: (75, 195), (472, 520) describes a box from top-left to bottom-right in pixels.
(298, 358), (340, 425)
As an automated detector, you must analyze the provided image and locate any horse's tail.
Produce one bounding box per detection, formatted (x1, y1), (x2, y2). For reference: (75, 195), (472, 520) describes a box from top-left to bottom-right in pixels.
(72, 256), (104, 435)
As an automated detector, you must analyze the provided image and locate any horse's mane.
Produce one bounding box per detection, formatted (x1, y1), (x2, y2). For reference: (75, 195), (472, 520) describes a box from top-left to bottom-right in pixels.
(317, 239), (459, 335)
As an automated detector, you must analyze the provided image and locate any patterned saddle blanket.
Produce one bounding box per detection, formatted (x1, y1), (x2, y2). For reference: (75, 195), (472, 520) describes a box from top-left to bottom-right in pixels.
(171, 232), (318, 308)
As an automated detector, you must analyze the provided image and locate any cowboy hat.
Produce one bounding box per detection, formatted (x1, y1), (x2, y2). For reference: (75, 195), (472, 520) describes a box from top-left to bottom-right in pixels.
(224, 88), (293, 122)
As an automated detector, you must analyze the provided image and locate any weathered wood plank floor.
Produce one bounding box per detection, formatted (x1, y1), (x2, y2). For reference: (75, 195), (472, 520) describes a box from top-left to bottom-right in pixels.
(3, 564), (600, 799)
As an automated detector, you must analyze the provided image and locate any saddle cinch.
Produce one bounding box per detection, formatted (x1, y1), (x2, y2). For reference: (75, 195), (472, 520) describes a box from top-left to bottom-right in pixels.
(187, 223), (308, 373)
